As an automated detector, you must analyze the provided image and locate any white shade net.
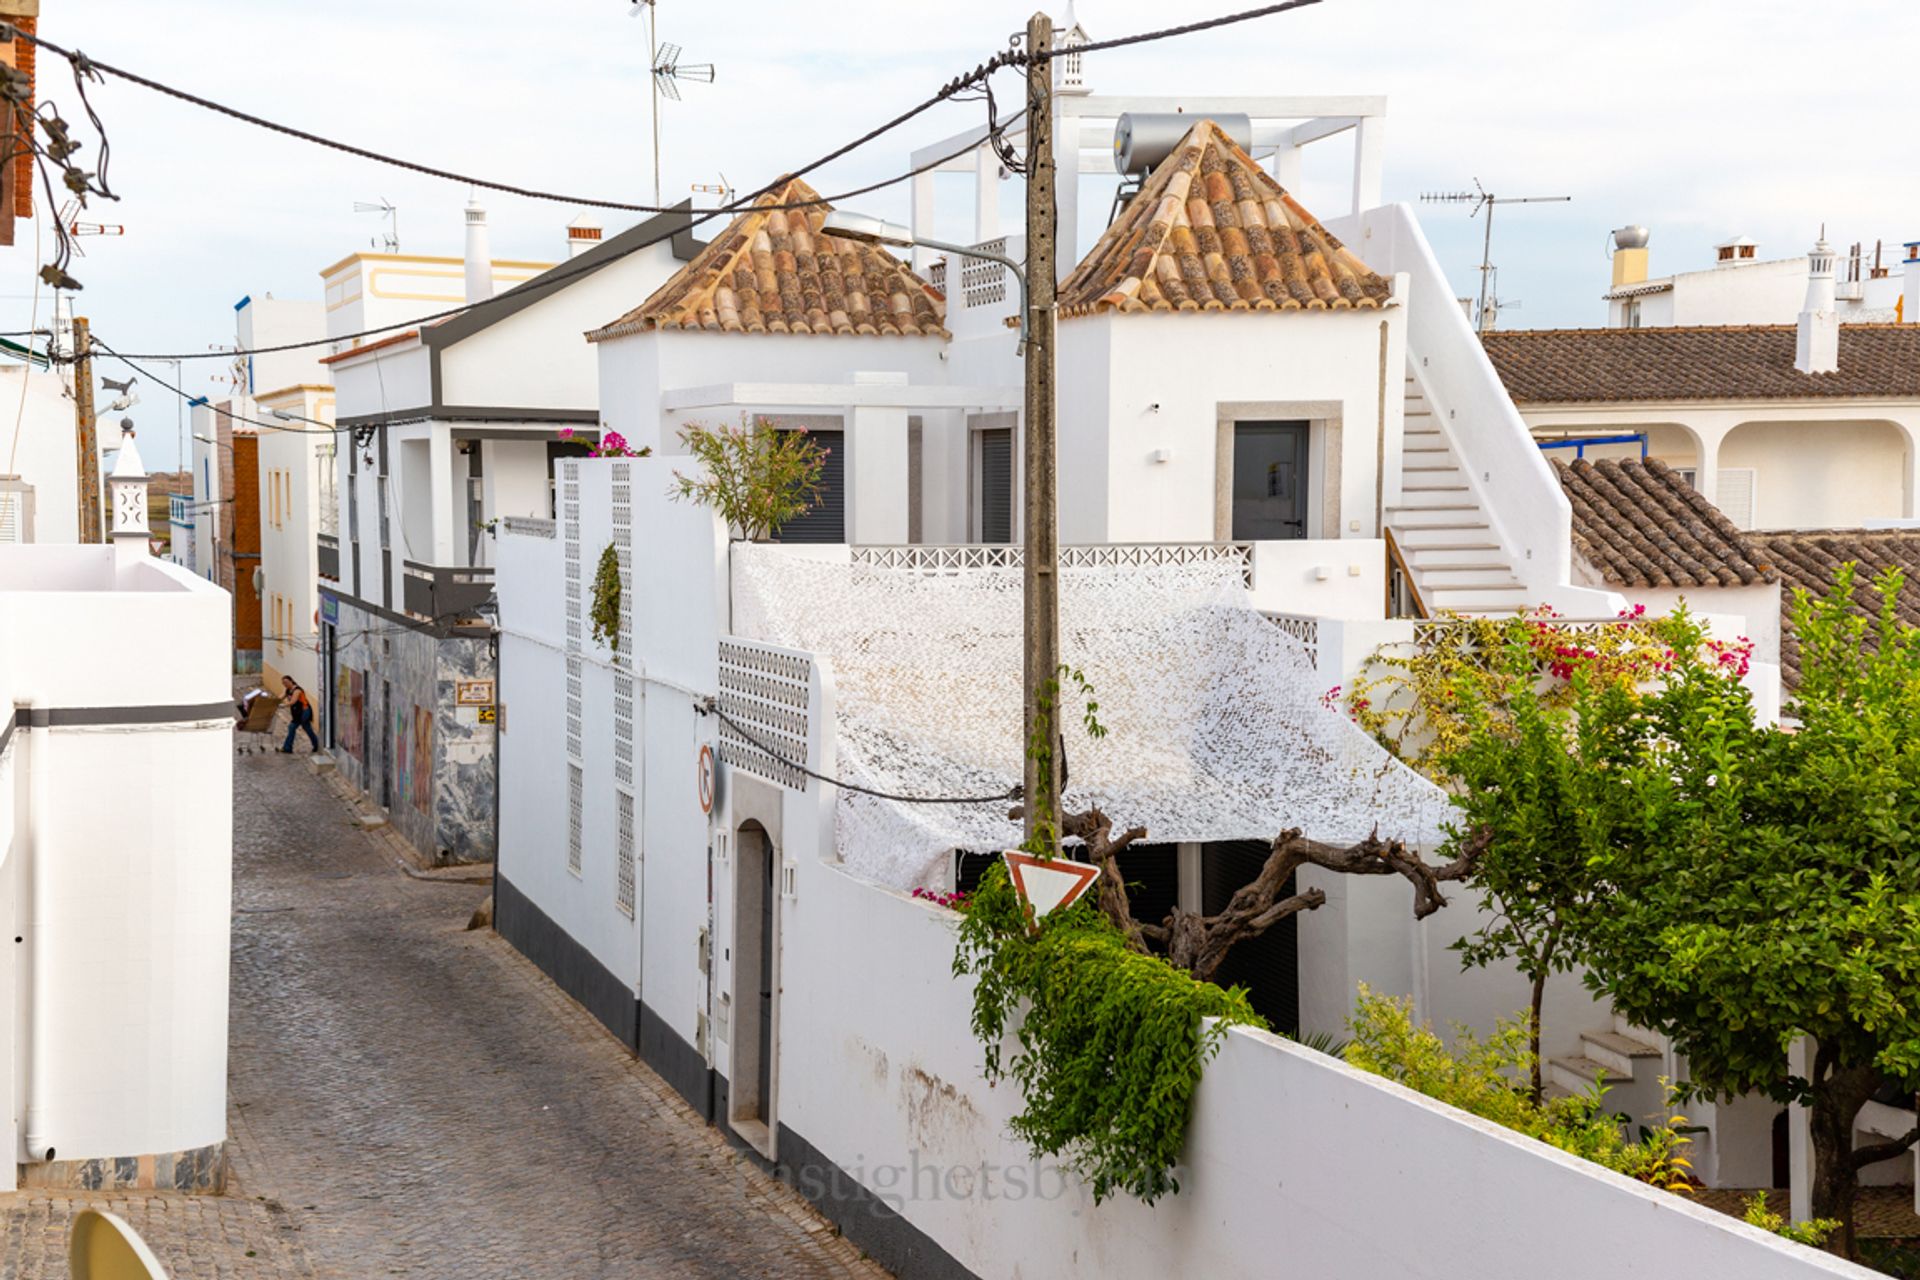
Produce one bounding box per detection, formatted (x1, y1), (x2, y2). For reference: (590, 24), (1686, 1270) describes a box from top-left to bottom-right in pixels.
(732, 545), (1451, 890)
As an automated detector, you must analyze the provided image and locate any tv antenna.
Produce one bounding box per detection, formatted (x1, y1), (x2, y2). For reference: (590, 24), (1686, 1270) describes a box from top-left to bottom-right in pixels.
(1422, 180), (1570, 332)
(691, 173), (735, 206)
(354, 198), (399, 252)
(624, 1), (715, 206)
(57, 200), (125, 256)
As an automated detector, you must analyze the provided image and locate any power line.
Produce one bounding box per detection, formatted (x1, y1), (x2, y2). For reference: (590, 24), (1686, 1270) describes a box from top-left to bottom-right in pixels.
(4, 21), (1007, 218)
(88, 338), (349, 436)
(1045, 0), (1324, 59)
(93, 110), (1028, 363)
(701, 699), (1018, 808)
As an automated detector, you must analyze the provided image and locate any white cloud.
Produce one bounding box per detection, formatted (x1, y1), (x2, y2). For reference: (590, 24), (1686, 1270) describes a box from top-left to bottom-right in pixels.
(1, 0), (1909, 468)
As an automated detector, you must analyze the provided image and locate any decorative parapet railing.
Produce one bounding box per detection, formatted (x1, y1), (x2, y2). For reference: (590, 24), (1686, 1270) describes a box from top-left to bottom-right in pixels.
(1262, 611), (1320, 668)
(717, 638), (814, 792)
(502, 516), (556, 539)
(1410, 615), (1621, 648)
(852, 542), (1255, 586)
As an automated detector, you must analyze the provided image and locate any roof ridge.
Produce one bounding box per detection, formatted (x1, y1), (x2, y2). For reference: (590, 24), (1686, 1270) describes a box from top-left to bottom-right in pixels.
(586, 177), (946, 342)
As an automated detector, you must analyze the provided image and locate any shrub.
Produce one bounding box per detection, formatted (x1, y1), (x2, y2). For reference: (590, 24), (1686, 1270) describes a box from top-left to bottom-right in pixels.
(669, 418), (828, 541)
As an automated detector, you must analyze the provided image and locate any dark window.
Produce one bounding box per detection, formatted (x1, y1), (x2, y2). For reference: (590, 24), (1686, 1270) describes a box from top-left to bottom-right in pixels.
(773, 429), (845, 544)
(1113, 843), (1179, 933)
(1203, 839), (1298, 1034)
(1232, 421), (1310, 541)
(980, 428), (1013, 544)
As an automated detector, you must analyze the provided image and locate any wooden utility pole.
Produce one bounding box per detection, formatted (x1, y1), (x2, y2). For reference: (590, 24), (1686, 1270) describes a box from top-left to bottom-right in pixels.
(72, 315), (103, 543)
(1021, 11), (1061, 856)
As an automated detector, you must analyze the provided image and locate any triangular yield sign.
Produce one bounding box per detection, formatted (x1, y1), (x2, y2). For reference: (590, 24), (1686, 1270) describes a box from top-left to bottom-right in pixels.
(1003, 851), (1101, 925)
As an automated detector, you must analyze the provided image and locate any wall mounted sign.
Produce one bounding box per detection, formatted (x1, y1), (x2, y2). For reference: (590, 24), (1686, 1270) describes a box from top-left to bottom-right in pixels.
(697, 743), (717, 815)
(456, 680), (495, 706)
(476, 706), (497, 725)
(319, 594), (339, 627)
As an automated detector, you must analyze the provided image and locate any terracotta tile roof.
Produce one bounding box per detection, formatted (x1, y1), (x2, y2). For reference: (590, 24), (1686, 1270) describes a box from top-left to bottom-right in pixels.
(1557, 457), (1778, 589)
(1484, 325), (1920, 403)
(587, 178), (946, 341)
(1058, 119), (1393, 318)
(318, 329), (421, 365)
(1747, 529), (1920, 686)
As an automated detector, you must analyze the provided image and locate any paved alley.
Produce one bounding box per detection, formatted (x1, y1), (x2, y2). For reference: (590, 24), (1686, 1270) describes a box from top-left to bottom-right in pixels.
(0, 747), (885, 1279)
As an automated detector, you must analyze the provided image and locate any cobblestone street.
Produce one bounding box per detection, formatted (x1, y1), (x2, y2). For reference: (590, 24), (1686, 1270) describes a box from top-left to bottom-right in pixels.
(0, 747), (885, 1279)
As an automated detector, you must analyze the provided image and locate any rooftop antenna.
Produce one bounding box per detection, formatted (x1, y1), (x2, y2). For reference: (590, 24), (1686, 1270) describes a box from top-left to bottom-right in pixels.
(1421, 179), (1570, 332)
(691, 173), (735, 207)
(57, 199), (125, 257)
(354, 198), (399, 252)
(625, 1), (715, 207)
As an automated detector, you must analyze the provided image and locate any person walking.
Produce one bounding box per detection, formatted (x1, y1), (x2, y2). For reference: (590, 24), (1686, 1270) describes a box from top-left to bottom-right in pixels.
(280, 676), (321, 754)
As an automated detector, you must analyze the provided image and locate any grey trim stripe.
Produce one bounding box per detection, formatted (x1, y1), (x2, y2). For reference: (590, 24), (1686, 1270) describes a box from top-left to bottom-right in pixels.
(0, 712), (13, 757)
(21, 701), (236, 729)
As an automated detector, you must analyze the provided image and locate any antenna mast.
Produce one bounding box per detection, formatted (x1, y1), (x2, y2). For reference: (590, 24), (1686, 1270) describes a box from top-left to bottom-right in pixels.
(1422, 180), (1570, 332)
(626, 1), (714, 206)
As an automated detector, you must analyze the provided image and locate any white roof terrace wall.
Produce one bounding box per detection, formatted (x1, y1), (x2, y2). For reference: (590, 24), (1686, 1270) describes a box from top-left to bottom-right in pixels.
(1056, 305), (1406, 545)
(0, 551), (231, 1173)
(0, 364), (78, 544)
(598, 329), (951, 457)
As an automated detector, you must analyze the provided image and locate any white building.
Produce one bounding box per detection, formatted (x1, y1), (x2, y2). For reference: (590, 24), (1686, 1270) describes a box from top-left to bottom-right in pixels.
(255, 382), (335, 693)
(0, 428), (233, 1193)
(1604, 226), (1907, 329)
(485, 44), (1847, 1270)
(319, 205), (702, 862)
(0, 361), (79, 546)
(1489, 242), (1920, 533)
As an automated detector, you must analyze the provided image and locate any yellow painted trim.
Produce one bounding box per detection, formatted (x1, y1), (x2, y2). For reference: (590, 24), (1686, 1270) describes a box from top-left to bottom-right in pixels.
(325, 290), (364, 313)
(320, 251), (555, 279)
(253, 383), (337, 405)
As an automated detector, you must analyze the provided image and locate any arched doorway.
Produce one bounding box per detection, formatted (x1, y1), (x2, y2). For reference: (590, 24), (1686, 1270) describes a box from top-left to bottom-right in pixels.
(731, 818), (778, 1144)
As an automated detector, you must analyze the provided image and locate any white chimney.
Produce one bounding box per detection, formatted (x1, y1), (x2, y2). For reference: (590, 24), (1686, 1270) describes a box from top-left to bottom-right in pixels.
(1904, 240), (1920, 325)
(463, 197), (493, 304)
(567, 215), (604, 260)
(108, 421), (150, 571)
(1795, 234), (1839, 375)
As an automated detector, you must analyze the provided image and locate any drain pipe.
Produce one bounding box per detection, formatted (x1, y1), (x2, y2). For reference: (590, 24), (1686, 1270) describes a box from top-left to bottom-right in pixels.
(21, 699), (54, 1162)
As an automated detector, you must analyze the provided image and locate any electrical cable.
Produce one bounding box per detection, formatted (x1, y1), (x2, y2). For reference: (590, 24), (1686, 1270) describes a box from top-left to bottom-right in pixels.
(3, 22), (1008, 219)
(1035, 0), (1324, 60)
(6, 205), (43, 471)
(89, 337), (349, 436)
(701, 699), (1018, 807)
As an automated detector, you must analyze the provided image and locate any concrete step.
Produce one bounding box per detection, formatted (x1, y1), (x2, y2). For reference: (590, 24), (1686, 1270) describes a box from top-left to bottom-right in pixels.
(1400, 481), (1471, 494)
(1405, 542), (1502, 562)
(1393, 524), (1495, 547)
(1549, 1054), (1628, 1097)
(1581, 1029), (1664, 1077)
(1418, 569), (1525, 590)
(1385, 504), (1483, 527)
(1424, 587), (1534, 614)
(1395, 489), (1475, 510)
(1408, 555), (1512, 573)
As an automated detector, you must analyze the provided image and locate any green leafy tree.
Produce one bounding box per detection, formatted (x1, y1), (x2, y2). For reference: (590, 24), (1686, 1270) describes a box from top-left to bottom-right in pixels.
(1573, 567), (1920, 1256)
(669, 417), (827, 541)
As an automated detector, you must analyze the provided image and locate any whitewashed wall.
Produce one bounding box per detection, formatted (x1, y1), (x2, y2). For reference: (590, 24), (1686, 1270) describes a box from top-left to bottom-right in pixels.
(773, 854), (1870, 1280)
(0, 551), (231, 1175)
(0, 367), (79, 545)
(1055, 308), (1405, 547)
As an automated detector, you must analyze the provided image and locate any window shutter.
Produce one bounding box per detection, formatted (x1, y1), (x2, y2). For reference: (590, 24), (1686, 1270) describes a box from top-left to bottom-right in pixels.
(980, 428), (1013, 544)
(1716, 468), (1757, 530)
(773, 430), (844, 544)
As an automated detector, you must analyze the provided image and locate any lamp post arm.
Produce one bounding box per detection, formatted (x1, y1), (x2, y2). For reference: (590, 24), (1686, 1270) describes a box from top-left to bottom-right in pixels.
(910, 237), (1031, 351)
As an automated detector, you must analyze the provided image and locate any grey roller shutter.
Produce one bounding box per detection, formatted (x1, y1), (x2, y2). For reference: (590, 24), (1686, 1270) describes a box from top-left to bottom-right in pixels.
(774, 430), (845, 544)
(980, 428), (1013, 544)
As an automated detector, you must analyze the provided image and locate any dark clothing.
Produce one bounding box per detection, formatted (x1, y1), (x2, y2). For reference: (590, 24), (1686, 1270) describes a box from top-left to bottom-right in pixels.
(282, 690), (319, 752)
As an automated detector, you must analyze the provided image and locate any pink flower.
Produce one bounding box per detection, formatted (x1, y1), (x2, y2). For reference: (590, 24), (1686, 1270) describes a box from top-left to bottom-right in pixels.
(558, 427), (575, 440)
(603, 430), (628, 452)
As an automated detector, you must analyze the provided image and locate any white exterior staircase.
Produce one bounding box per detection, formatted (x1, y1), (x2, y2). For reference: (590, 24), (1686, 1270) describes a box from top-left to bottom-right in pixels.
(1388, 372), (1531, 616)
(1548, 1014), (1665, 1101)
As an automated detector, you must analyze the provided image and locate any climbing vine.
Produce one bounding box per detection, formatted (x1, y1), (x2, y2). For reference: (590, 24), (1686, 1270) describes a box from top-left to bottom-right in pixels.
(952, 862), (1261, 1204)
(589, 543), (621, 651)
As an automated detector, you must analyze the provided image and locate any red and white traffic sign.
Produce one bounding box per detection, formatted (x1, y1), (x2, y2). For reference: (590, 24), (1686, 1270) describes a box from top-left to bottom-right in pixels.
(1003, 850), (1101, 925)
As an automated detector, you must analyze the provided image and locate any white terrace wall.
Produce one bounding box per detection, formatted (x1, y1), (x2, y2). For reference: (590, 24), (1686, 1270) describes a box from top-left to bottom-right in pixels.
(770, 850), (1870, 1280)
(0, 552), (231, 1188)
(1056, 306), (1407, 547)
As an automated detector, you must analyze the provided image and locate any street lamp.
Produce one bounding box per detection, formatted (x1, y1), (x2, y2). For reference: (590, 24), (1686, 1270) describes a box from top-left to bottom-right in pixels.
(267, 407), (333, 432)
(820, 210), (1031, 351)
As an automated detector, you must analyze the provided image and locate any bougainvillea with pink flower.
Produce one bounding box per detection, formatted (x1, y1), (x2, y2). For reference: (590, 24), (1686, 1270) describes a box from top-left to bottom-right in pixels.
(1340, 602), (1743, 779)
(558, 425), (652, 459)
(911, 886), (971, 911)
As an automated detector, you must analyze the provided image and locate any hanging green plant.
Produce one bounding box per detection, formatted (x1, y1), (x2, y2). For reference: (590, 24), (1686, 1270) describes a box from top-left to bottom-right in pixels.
(952, 862), (1262, 1204)
(590, 543), (621, 651)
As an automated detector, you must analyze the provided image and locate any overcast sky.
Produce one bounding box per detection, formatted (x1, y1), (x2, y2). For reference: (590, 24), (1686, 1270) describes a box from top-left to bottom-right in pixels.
(4, 0), (1910, 469)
